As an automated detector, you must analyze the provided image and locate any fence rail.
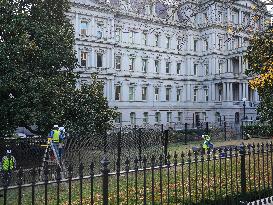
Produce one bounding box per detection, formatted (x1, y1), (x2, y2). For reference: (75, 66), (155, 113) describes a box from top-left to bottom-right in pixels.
(1, 142), (273, 205)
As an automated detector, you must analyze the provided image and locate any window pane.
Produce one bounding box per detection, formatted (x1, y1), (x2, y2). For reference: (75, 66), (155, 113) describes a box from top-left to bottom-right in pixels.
(81, 52), (87, 67)
(142, 87), (147, 100)
(115, 86), (121, 100)
(115, 56), (121, 70)
(97, 54), (102, 67)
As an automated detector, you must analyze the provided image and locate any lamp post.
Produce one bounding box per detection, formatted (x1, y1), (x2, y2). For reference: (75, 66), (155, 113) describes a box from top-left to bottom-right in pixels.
(242, 98), (247, 139)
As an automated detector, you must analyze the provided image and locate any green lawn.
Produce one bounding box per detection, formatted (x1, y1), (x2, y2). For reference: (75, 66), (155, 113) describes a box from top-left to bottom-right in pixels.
(2, 139), (273, 205)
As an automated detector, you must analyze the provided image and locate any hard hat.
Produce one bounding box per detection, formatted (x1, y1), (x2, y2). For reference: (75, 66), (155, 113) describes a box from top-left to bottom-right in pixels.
(7, 150), (11, 154)
(59, 127), (65, 132)
(53, 125), (59, 128)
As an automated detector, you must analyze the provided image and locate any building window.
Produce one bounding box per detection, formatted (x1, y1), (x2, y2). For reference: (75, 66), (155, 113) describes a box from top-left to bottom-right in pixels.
(194, 40), (198, 51)
(115, 113), (122, 124)
(97, 24), (103, 39)
(142, 87), (147, 101)
(204, 64), (209, 76)
(166, 62), (170, 74)
(204, 40), (209, 51)
(178, 112), (183, 122)
(177, 89), (181, 102)
(155, 112), (161, 123)
(167, 112), (172, 123)
(154, 87), (159, 101)
(218, 12), (223, 23)
(80, 20), (88, 36)
(129, 58), (135, 71)
(155, 60), (159, 73)
(219, 39), (223, 50)
(177, 63), (181, 74)
(115, 56), (121, 70)
(129, 86), (135, 101)
(155, 34), (159, 47)
(194, 64), (198, 76)
(203, 13), (208, 24)
(115, 29), (121, 42)
(129, 31), (135, 44)
(166, 88), (171, 101)
(97, 53), (103, 67)
(177, 39), (181, 50)
(142, 59), (147, 73)
(205, 88), (209, 102)
(193, 89), (198, 102)
(143, 112), (149, 124)
(130, 112), (136, 125)
(143, 32), (147, 46)
(166, 36), (170, 49)
(81, 52), (88, 67)
(218, 62), (223, 74)
(115, 85), (121, 101)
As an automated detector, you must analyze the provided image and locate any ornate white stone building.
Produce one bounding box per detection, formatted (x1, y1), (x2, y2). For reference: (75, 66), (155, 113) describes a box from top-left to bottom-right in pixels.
(67, 0), (269, 126)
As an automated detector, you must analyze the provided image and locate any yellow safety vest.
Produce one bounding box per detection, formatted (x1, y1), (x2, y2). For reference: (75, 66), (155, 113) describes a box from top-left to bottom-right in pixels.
(53, 130), (60, 143)
(2, 156), (15, 172)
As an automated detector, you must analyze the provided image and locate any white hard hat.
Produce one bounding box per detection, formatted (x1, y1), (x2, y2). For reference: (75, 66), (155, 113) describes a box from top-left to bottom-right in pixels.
(7, 150), (11, 154)
(53, 125), (59, 128)
(59, 127), (65, 131)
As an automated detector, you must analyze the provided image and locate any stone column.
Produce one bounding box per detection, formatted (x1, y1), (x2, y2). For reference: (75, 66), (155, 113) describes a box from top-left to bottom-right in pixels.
(135, 84), (142, 101)
(211, 83), (215, 101)
(186, 84), (191, 101)
(91, 49), (95, 68)
(223, 83), (227, 101)
(245, 83), (249, 101)
(239, 83), (242, 101)
(75, 13), (79, 37)
(230, 83), (233, 101)
(91, 16), (95, 37)
(239, 56), (242, 74)
(242, 83), (246, 99)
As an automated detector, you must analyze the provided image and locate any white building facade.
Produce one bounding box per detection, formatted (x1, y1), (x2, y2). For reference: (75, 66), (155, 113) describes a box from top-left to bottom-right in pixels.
(67, 0), (268, 126)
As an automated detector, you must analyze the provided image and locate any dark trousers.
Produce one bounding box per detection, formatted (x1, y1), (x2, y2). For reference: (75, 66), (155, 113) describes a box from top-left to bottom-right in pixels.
(1, 171), (12, 187)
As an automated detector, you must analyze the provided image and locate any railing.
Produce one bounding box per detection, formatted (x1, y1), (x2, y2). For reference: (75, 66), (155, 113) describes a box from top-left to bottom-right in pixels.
(1, 142), (273, 205)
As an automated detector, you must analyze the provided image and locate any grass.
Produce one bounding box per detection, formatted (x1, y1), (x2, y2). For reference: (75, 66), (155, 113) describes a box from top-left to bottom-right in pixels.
(2, 138), (273, 205)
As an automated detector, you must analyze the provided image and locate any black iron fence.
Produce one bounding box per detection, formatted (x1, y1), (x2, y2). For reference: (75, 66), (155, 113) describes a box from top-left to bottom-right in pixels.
(1, 142), (273, 205)
(0, 122), (244, 185)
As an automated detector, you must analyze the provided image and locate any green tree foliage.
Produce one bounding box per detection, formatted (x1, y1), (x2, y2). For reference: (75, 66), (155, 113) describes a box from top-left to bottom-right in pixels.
(246, 26), (273, 125)
(0, 0), (117, 136)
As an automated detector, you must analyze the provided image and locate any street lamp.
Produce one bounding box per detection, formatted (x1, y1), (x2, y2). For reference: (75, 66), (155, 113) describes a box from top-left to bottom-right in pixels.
(242, 98), (247, 139)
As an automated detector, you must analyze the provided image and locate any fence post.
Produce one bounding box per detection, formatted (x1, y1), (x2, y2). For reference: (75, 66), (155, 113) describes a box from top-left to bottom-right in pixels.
(101, 157), (110, 205)
(184, 123), (188, 145)
(240, 144), (246, 202)
(138, 128), (142, 162)
(117, 128), (122, 171)
(164, 130), (169, 165)
(206, 122), (209, 135)
(224, 122), (227, 141)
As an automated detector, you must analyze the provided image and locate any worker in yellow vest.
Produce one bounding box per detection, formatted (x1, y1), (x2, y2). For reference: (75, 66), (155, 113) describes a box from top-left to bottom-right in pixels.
(1, 149), (16, 186)
(48, 125), (62, 161)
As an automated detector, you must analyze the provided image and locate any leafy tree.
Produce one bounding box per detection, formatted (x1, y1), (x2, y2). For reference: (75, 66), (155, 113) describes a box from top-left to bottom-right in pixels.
(246, 27), (273, 124)
(0, 0), (117, 137)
